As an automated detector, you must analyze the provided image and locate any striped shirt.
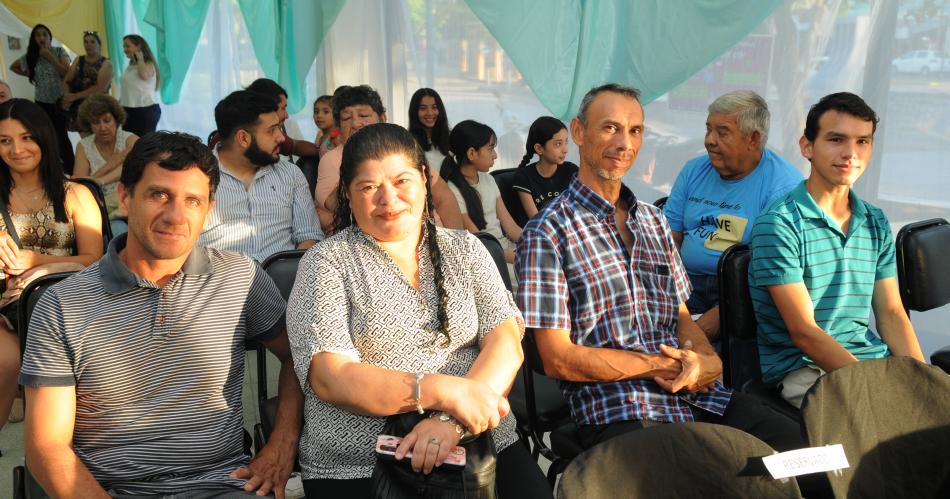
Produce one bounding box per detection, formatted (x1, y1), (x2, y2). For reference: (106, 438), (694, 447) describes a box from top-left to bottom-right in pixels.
(20, 234), (286, 495)
(516, 177), (731, 426)
(199, 157), (324, 262)
(749, 182), (894, 383)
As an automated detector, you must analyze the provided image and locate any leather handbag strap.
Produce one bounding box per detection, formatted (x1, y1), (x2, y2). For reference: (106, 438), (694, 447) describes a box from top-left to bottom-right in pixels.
(0, 202), (23, 249)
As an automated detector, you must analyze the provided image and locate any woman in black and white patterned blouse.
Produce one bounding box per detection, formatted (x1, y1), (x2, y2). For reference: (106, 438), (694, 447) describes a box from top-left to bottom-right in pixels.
(286, 123), (551, 498)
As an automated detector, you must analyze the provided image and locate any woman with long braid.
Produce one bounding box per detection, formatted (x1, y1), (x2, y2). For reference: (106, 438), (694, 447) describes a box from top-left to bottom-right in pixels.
(286, 123), (549, 497)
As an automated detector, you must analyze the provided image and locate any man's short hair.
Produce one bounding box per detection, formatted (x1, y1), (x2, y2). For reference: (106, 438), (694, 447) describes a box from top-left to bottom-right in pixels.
(332, 85), (386, 125)
(804, 92), (879, 142)
(246, 78), (288, 99)
(78, 93), (126, 129)
(214, 90), (279, 142)
(576, 83), (641, 126)
(708, 90), (770, 146)
(121, 131), (220, 199)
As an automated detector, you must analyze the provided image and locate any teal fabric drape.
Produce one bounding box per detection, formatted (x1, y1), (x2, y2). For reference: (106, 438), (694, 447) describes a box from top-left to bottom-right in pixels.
(465, 0), (782, 120)
(237, 0), (345, 113)
(104, 0), (127, 82)
(237, 0), (279, 81)
(143, 0), (211, 104)
(278, 0), (346, 113)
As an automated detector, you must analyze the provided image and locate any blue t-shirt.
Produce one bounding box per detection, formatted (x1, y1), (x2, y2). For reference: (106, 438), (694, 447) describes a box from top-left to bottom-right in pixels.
(663, 148), (802, 276)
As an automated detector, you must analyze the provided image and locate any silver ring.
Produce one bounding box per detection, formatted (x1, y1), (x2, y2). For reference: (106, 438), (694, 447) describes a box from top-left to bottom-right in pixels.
(429, 437), (440, 446)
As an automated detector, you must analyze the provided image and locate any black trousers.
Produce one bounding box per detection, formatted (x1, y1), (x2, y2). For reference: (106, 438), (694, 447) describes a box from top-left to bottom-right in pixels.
(35, 100), (75, 175)
(303, 441), (552, 498)
(123, 104), (162, 137)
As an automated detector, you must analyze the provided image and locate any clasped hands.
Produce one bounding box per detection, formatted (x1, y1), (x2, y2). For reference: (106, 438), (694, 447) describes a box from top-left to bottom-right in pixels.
(653, 340), (722, 394)
(396, 378), (509, 475)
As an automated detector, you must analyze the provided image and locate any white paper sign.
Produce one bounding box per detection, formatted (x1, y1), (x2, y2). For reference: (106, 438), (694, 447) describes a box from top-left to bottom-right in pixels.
(762, 444), (849, 479)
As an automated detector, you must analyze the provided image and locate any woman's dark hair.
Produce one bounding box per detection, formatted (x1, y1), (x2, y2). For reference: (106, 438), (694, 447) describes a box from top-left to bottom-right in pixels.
(120, 131), (220, 199)
(518, 116), (566, 168)
(25, 25), (53, 85)
(123, 34), (160, 90)
(333, 123), (451, 347)
(408, 88), (450, 156)
(332, 85), (385, 126)
(0, 99), (67, 222)
(440, 120), (495, 230)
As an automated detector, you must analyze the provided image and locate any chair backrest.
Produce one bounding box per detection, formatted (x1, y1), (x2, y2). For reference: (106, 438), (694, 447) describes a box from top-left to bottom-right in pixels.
(801, 357), (950, 498)
(473, 232), (512, 292)
(895, 218), (950, 313)
(261, 249), (307, 301)
(256, 249), (306, 407)
(295, 156), (319, 200)
(558, 422), (802, 499)
(17, 271), (76, 356)
(70, 177), (114, 247)
(717, 243), (761, 389)
(653, 196), (669, 209)
(490, 168), (529, 228)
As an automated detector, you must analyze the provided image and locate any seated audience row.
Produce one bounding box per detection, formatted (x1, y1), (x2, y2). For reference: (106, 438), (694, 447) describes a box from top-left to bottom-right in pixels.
(5, 72), (931, 499)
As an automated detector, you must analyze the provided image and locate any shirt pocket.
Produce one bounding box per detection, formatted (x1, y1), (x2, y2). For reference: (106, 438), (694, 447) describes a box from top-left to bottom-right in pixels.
(635, 261), (678, 330)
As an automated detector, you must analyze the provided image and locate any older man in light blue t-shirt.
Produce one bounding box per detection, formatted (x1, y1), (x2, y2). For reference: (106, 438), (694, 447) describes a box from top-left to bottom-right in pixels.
(664, 90), (802, 341)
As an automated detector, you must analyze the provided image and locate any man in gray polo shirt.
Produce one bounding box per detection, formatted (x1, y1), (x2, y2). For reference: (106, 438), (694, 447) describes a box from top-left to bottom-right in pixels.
(199, 90), (323, 262)
(21, 132), (303, 498)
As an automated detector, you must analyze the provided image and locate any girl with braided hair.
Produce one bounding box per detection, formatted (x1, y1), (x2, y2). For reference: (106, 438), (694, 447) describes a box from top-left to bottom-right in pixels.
(512, 116), (578, 220)
(286, 122), (550, 497)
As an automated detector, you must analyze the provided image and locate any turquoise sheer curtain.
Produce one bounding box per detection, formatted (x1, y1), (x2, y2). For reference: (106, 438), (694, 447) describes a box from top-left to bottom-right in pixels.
(144, 0), (211, 104)
(464, 0), (783, 120)
(238, 1), (279, 82)
(104, 0), (127, 81)
(274, 0), (346, 113)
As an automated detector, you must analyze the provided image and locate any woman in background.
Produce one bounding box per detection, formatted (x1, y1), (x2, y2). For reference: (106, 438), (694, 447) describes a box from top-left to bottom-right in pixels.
(408, 88), (451, 172)
(62, 31), (113, 136)
(119, 34), (161, 137)
(9, 24), (73, 173)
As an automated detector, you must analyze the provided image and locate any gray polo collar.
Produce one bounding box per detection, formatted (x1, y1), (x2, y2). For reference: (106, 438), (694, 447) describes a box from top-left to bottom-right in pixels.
(100, 233), (214, 293)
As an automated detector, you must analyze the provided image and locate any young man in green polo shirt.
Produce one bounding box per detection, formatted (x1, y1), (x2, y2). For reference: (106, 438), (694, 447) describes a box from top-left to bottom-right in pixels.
(748, 92), (924, 408)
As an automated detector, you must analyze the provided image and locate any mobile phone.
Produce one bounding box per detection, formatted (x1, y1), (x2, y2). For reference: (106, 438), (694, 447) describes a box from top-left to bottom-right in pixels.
(375, 435), (466, 468)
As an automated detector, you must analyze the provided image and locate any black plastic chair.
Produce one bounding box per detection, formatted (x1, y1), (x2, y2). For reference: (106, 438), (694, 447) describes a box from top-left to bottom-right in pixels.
(254, 249), (306, 452)
(521, 330), (583, 488)
(13, 271), (76, 499)
(70, 177), (114, 248)
(653, 195), (669, 209)
(473, 232), (512, 291)
(717, 244), (799, 420)
(490, 168), (529, 228)
(895, 218), (950, 372)
(295, 156), (318, 200)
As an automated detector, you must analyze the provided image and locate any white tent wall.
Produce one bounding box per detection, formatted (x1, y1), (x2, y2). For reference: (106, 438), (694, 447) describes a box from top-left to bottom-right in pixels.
(0, 0), (947, 357)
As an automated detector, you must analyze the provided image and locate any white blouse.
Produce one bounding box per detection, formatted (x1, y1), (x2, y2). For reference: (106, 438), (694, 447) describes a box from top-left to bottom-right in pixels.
(119, 63), (157, 107)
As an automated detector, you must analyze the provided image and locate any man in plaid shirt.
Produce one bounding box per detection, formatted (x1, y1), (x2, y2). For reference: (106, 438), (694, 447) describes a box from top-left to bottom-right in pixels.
(515, 83), (805, 452)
